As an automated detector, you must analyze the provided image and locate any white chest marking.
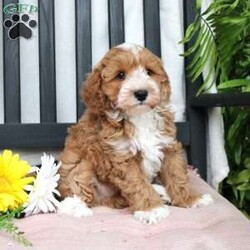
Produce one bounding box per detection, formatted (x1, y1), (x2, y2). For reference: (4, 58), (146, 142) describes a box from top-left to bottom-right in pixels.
(128, 110), (174, 181)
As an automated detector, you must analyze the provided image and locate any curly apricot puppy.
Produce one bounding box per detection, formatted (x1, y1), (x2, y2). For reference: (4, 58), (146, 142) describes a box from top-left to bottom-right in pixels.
(57, 43), (213, 224)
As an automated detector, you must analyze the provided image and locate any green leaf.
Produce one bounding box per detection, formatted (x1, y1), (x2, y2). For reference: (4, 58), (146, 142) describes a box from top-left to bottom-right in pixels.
(180, 23), (195, 44)
(190, 39), (216, 82)
(182, 24), (207, 57)
(202, 1), (232, 17)
(232, 186), (239, 200)
(229, 0), (241, 11)
(239, 190), (246, 208)
(186, 30), (211, 71)
(180, 20), (201, 44)
(243, 84), (250, 92)
(235, 169), (250, 184)
(246, 190), (250, 200)
(244, 158), (250, 169)
(196, 61), (217, 96)
(235, 144), (242, 166)
(218, 79), (250, 89)
(196, 0), (201, 10)
(227, 112), (248, 147)
(237, 183), (250, 191)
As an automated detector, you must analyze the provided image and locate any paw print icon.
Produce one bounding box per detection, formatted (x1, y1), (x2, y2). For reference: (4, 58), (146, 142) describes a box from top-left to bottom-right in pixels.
(4, 14), (37, 40)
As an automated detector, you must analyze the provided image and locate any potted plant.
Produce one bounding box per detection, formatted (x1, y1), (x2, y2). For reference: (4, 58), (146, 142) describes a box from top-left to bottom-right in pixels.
(181, 0), (250, 217)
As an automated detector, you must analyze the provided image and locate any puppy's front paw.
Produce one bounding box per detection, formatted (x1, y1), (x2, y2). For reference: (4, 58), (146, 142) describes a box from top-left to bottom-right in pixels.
(152, 184), (171, 204)
(57, 195), (93, 217)
(134, 205), (169, 225)
(191, 194), (214, 208)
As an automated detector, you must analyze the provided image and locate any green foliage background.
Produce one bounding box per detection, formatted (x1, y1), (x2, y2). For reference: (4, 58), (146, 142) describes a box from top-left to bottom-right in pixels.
(181, 0), (250, 217)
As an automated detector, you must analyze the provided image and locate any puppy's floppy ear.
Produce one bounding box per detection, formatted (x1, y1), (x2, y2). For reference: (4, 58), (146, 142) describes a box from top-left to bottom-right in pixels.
(82, 66), (109, 114)
(159, 68), (171, 107)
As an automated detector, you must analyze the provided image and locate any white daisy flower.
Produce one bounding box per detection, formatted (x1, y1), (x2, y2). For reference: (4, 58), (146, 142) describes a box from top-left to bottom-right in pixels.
(23, 154), (61, 216)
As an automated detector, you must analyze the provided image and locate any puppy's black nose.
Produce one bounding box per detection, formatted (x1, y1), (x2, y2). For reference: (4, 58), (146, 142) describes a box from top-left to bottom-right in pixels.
(134, 90), (148, 102)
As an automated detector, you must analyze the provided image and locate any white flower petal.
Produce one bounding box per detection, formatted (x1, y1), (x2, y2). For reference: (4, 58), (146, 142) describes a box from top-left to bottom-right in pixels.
(44, 199), (56, 212)
(53, 189), (61, 197)
(49, 195), (61, 207)
(24, 154), (62, 217)
(54, 174), (60, 182)
(24, 202), (36, 217)
(28, 166), (39, 174)
(37, 199), (48, 213)
(33, 206), (41, 215)
(24, 184), (34, 192)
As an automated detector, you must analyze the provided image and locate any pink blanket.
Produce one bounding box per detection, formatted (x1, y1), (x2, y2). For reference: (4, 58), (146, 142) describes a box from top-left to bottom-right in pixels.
(1, 172), (250, 249)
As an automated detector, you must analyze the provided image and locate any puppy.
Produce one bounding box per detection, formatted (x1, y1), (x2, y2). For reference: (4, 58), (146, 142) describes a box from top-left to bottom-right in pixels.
(57, 43), (213, 224)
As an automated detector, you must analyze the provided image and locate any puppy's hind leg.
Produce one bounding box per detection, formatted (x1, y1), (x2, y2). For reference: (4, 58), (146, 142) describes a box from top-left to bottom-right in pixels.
(58, 158), (97, 217)
(58, 150), (81, 198)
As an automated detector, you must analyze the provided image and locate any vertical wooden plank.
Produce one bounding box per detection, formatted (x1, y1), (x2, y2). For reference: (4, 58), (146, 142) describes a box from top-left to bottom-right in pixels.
(39, 0), (56, 122)
(20, 0), (40, 124)
(91, 0), (109, 66)
(55, 0), (77, 123)
(124, 0), (144, 46)
(183, 0), (207, 180)
(143, 0), (161, 57)
(3, 0), (20, 123)
(75, 0), (91, 118)
(108, 0), (124, 47)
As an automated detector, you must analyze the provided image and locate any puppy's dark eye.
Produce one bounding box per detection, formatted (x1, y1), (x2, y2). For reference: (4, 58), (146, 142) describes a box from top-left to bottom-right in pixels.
(146, 69), (153, 76)
(116, 71), (126, 80)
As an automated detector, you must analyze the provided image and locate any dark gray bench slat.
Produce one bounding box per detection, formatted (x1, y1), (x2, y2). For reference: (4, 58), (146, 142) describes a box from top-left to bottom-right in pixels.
(0, 122), (190, 148)
(184, 0), (207, 179)
(75, 0), (92, 118)
(0, 123), (68, 148)
(192, 93), (250, 107)
(3, 0), (20, 123)
(143, 0), (161, 57)
(39, 0), (56, 122)
(108, 0), (125, 47)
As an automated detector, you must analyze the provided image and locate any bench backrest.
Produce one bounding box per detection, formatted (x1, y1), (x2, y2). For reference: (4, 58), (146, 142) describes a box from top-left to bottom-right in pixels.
(0, 0), (207, 178)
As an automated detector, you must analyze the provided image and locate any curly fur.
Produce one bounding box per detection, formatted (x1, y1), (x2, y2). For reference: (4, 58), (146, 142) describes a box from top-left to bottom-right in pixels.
(58, 44), (204, 215)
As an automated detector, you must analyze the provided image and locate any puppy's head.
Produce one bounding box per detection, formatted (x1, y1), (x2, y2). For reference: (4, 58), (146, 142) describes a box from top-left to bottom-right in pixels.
(82, 43), (170, 116)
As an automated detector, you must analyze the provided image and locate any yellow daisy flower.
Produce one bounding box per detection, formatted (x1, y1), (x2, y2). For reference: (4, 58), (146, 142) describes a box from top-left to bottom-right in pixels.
(0, 150), (34, 212)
